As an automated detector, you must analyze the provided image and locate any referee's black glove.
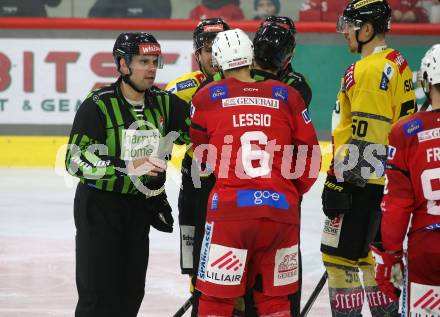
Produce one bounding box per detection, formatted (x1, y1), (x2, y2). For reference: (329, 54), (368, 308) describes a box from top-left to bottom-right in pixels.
(150, 192), (174, 233)
(321, 175), (355, 220)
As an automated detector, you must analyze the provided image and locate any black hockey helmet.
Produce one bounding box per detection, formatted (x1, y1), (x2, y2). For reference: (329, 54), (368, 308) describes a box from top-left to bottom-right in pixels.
(113, 32), (163, 71)
(253, 17), (296, 71)
(337, 0), (391, 34)
(263, 16), (296, 35)
(193, 18), (231, 52)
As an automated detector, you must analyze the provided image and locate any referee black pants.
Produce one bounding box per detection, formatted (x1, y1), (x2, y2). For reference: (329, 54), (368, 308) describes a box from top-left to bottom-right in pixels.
(74, 183), (152, 317)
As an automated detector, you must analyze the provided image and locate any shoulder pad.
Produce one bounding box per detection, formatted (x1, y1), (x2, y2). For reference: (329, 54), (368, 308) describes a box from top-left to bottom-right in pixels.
(402, 117), (423, 137)
(175, 79), (197, 91)
(343, 63), (356, 91)
(150, 85), (169, 95)
(292, 72), (305, 82)
(209, 83), (228, 100)
(284, 71), (306, 85)
(88, 85), (114, 103)
(385, 50), (408, 74)
(194, 72), (206, 84)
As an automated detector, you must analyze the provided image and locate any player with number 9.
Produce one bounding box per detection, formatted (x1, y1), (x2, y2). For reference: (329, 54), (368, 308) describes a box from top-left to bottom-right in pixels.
(371, 44), (440, 317)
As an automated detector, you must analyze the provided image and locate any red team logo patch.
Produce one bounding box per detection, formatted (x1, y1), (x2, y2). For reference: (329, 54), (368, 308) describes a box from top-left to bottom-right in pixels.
(211, 250), (244, 271)
(203, 244), (247, 286)
(413, 289), (440, 312)
(410, 283), (440, 315)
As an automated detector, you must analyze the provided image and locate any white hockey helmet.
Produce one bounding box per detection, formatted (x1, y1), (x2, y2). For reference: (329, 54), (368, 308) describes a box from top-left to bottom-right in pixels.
(212, 28), (254, 71)
(420, 44), (440, 97)
(419, 44), (440, 81)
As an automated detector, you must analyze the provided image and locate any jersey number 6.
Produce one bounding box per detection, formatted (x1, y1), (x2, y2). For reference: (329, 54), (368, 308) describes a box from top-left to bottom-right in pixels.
(240, 131), (271, 178)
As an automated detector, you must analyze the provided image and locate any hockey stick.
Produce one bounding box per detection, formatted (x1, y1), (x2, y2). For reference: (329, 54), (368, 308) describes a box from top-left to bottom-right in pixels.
(300, 271), (328, 317)
(173, 295), (193, 317)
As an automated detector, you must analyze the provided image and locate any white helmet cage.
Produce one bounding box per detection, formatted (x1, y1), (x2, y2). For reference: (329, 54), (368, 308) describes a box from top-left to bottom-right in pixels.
(420, 44), (440, 96)
(212, 28), (254, 71)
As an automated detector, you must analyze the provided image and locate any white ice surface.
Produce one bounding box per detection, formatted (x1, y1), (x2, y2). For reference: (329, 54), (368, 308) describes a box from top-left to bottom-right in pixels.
(0, 168), (372, 316)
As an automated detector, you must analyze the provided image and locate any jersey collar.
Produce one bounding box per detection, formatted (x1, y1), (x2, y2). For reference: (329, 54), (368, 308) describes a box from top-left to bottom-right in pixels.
(373, 45), (388, 54)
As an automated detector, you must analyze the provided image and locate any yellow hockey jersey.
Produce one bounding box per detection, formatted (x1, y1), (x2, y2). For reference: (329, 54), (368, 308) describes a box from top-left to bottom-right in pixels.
(165, 70), (206, 103)
(331, 47), (416, 186)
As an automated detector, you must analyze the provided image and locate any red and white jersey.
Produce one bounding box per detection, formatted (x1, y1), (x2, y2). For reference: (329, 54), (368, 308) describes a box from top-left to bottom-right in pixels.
(382, 109), (440, 251)
(190, 77), (321, 224)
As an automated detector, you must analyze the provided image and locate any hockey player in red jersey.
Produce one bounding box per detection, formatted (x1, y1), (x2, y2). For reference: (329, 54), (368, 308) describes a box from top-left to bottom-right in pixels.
(371, 44), (440, 317)
(190, 28), (321, 317)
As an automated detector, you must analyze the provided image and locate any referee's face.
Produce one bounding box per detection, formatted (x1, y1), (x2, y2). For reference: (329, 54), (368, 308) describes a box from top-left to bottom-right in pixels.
(126, 55), (159, 90)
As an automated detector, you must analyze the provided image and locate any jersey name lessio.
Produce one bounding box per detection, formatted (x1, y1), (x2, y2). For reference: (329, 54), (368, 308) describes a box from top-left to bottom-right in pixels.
(190, 77), (320, 224)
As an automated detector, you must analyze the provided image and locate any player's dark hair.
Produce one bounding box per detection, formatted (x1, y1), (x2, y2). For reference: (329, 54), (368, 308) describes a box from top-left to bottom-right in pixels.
(113, 32), (160, 70)
(253, 17), (296, 72)
(193, 18), (230, 52)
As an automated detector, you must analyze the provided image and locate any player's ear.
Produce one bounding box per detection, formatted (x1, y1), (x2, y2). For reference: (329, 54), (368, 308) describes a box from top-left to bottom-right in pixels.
(363, 22), (375, 37)
(119, 57), (130, 75)
(194, 51), (201, 64)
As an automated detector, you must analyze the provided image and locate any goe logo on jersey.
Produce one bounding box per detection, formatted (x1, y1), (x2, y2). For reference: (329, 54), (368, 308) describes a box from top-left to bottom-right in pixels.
(237, 190), (289, 210)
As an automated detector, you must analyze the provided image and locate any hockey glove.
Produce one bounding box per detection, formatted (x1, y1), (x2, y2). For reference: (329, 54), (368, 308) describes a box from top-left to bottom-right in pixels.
(370, 242), (404, 302)
(321, 175), (354, 220)
(149, 192), (174, 233)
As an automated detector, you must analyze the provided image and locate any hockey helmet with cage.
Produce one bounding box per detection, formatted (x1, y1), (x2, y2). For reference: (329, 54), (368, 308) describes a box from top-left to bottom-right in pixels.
(113, 32), (164, 71)
(420, 44), (440, 98)
(253, 16), (296, 71)
(336, 0), (391, 35)
(212, 29), (254, 71)
(193, 18), (231, 52)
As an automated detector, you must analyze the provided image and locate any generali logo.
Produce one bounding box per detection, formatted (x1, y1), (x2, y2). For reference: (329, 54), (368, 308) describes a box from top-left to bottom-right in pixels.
(210, 250), (243, 271)
(139, 44), (161, 55)
(278, 252), (298, 274)
(274, 245), (298, 286)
